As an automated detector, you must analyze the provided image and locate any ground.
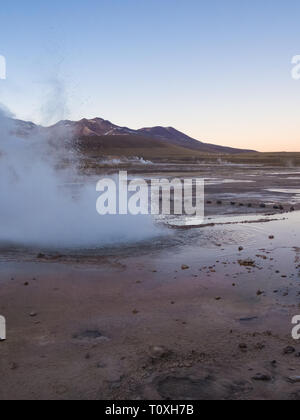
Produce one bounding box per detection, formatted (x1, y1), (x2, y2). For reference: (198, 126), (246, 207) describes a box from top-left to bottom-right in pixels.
(1, 161), (300, 400)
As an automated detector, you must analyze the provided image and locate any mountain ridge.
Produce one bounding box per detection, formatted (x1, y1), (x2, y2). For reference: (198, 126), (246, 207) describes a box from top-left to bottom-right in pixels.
(12, 117), (256, 154)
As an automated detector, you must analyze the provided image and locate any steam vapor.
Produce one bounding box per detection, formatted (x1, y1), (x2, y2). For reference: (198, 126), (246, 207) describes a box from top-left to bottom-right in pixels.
(0, 105), (158, 249)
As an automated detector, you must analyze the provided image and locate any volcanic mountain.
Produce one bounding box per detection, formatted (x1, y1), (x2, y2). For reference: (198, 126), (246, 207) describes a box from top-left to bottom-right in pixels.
(11, 117), (255, 157)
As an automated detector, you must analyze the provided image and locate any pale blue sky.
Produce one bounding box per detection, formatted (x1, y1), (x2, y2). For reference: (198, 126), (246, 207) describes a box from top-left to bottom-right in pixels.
(1, 0), (300, 151)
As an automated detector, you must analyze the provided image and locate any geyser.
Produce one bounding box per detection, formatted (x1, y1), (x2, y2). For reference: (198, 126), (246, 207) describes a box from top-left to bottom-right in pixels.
(0, 106), (159, 249)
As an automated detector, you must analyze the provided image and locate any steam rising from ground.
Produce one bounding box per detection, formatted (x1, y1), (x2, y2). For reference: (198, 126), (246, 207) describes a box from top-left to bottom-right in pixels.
(0, 107), (158, 249)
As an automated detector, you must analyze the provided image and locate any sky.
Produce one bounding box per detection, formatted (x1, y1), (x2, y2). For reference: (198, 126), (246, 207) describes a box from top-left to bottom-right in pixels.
(0, 0), (300, 152)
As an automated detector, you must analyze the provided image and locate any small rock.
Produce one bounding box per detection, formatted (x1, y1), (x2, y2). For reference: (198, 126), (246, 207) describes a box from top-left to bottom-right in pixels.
(283, 346), (296, 355)
(149, 345), (170, 359)
(29, 312), (37, 317)
(239, 259), (255, 267)
(9, 362), (18, 370)
(288, 376), (300, 384)
(238, 246), (244, 252)
(96, 362), (106, 369)
(181, 264), (190, 270)
(252, 373), (272, 381)
(239, 343), (247, 350)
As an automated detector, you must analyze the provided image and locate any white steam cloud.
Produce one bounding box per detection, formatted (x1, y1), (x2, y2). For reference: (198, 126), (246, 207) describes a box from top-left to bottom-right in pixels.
(0, 105), (158, 249)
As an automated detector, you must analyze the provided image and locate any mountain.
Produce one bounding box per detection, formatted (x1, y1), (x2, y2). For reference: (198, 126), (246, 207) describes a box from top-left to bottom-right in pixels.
(10, 117), (255, 155)
(136, 126), (253, 154)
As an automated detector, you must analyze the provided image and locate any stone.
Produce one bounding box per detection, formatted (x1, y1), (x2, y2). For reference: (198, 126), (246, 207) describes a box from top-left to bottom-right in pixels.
(252, 373), (271, 381)
(288, 376), (300, 384)
(283, 346), (296, 355)
(149, 345), (170, 359)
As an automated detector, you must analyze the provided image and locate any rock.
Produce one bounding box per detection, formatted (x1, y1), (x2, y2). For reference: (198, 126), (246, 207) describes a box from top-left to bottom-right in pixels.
(238, 259), (255, 267)
(238, 246), (244, 252)
(230, 202), (236, 206)
(283, 346), (296, 355)
(149, 345), (170, 359)
(96, 362), (106, 369)
(9, 362), (18, 370)
(24, 282), (29, 286)
(215, 297), (221, 301)
(269, 235), (275, 240)
(217, 200), (222, 205)
(29, 312), (37, 317)
(239, 343), (248, 350)
(248, 203), (252, 208)
(72, 330), (103, 340)
(260, 203), (266, 208)
(288, 376), (300, 384)
(239, 317), (258, 322)
(37, 253), (45, 259)
(290, 206), (295, 212)
(181, 264), (190, 270)
(252, 373), (272, 381)
(132, 309), (139, 315)
(256, 290), (264, 296)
